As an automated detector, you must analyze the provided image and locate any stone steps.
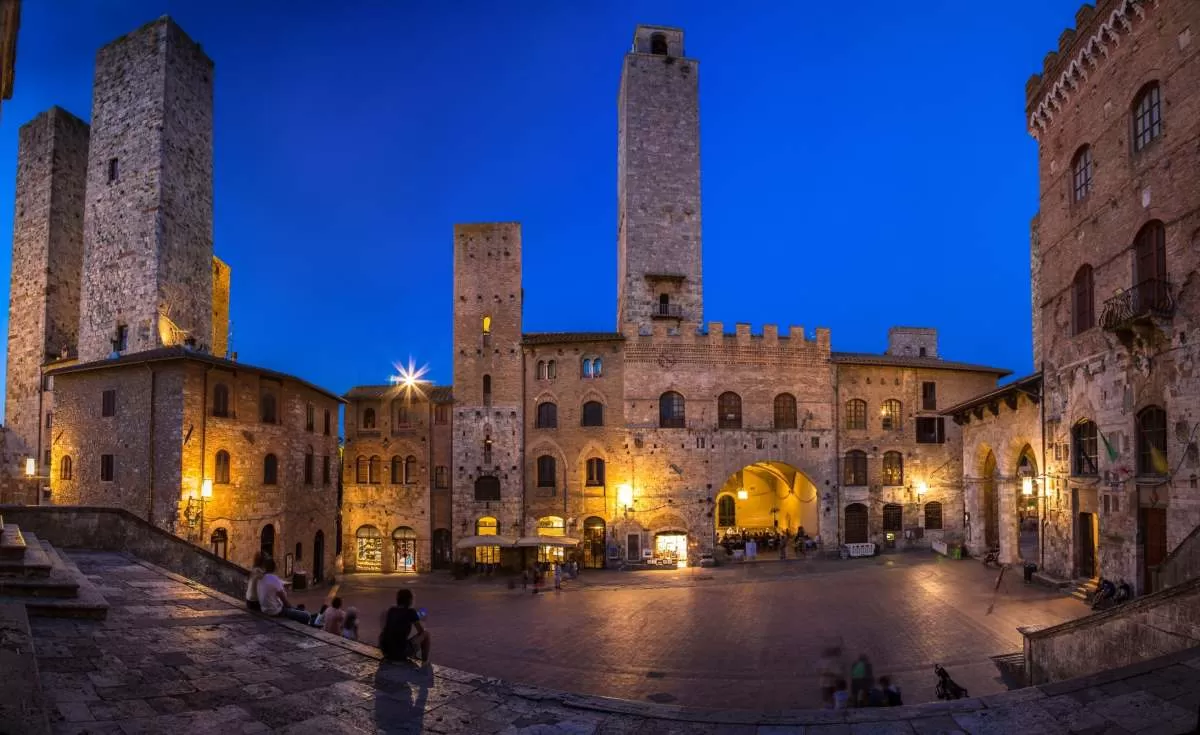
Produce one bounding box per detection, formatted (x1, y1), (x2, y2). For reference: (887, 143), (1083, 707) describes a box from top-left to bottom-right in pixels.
(0, 525), (109, 620)
(0, 534), (80, 598)
(0, 517), (27, 561)
(0, 603), (51, 735)
(19, 544), (108, 620)
(0, 530), (52, 578)
(1069, 577), (1099, 601)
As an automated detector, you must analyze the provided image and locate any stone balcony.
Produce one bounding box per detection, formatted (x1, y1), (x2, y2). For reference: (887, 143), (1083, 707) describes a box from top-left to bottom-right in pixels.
(1100, 277), (1176, 334)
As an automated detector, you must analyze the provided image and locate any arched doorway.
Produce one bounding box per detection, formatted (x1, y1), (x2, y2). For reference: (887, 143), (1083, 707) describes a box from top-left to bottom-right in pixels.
(844, 503), (868, 544)
(392, 527), (417, 573)
(312, 530), (325, 584)
(714, 461), (821, 554)
(260, 524), (275, 561)
(982, 451), (999, 550)
(431, 529), (452, 569)
(1017, 445), (1039, 563)
(355, 525), (383, 572)
(210, 528), (228, 560)
(583, 517), (606, 569)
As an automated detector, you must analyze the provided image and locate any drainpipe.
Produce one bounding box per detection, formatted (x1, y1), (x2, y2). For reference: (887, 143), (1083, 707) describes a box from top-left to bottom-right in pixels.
(145, 364), (157, 525)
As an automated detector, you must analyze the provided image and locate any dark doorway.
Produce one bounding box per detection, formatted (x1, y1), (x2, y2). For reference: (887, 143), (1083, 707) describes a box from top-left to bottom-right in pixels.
(313, 531), (325, 584)
(260, 524), (276, 561)
(1078, 512), (1096, 578)
(983, 452), (999, 549)
(1140, 507), (1168, 592)
(432, 529), (452, 569)
(583, 517), (606, 569)
(626, 533), (640, 561)
(844, 503), (868, 544)
(210, 528), (228, 560)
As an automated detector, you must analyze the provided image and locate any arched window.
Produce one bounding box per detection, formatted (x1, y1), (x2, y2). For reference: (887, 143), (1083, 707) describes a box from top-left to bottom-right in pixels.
(482, 315), (492, 347)
(1072, 420), (1099, 476)
(882, 451), (903, 486)
(261, 392), (277, 424)
(882, 503), (903, 531)
(650, 32), (668, 55)
(881, 399), (902, 431)
(215, 450), (231, 484)
(1073, 265), (1095, 334)
(592, 357), (602, 377)
(210, 528), (228, 559)
(263, 453), (278, 485)
(482, 375), (492, 406)
(474, 476), (501, 501)
(303, 447), (314, 486)
(1132, 82), (1162, 152)
(1133, 220), (1168, 312)
(536, 402), (557, 428)
(717, 495), (736, 527)
(547, 360), (556, 379)
(483, 436), (493, 466)
(659, 391), (685, 428)
(773, 393), (797, 429)
(585, 457), (605, 486)
(582, 400), (604, 427)
(362, 407), (376, 429)
(536, 455), (556, 488)
(476, 516), (498, 535)
(844, 450), (867, 486)
(368, 455), (382, 484)
(537, 360), (546, 380)
(355, 455), (368, 484)
(212, 383), (229, 418)
(404, 455), (417, 484)
(924, 501), (943, 530)
(261, 524), (275, 559)
(1071, 145), (1092, 202)
(1136, 406), (1168, 476)
(717, 392), (742, 429)
(60, 455), (73, 480)
(390, 456), (403, 484)
(845, 399), (867, 430)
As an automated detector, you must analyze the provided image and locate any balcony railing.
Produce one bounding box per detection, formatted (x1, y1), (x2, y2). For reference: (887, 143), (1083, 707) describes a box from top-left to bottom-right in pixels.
(652, 303), (685, 319)
(1100, 278), (1175, 332)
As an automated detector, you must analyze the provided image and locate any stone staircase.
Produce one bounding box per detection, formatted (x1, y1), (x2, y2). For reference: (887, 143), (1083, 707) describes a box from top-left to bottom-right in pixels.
(0, 515), (108, 619)
(1068, 576), (1098, 603)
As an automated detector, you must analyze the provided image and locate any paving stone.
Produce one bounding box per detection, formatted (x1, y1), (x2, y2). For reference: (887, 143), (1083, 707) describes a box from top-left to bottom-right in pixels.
(1085, 690), (1193, 732)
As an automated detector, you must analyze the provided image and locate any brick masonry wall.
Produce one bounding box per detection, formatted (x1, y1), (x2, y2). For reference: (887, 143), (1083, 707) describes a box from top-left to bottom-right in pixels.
(429, 398), (453, 563)
(617, 27), (702, 334)
(211, 256), (230, 358)
(5, 107), (88, 472)
(78, 18), (214, 362)
(452, 224), (524, 550)
(1030, 0), (1200, 588)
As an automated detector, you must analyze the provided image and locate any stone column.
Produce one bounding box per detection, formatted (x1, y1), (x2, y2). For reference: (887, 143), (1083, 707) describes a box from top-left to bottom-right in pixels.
(999, 478), (1021, 565)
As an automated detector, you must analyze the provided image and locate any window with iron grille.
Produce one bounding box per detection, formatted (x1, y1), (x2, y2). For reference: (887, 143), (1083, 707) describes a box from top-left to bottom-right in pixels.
(882, 503), (903, 532)
(844, 399), (866, 430)
(882, 451), (903, 486)
(1132, 82), (1162, 152)
(881, 399), (902, 431)
(774, 393), (797, 429)
(1072, 420), (1099, 476)
(1072, 145), (1092, 201)
(718, 392), (742, 429)
(659, 392), (685, 428)
(843, 450), (867, 485)
(924, 501), (943, 530)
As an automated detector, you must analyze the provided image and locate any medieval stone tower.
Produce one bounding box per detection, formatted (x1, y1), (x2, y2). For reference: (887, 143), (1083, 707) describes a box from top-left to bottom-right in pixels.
(616, 26), (702, 336)
(5, 107), (89, 469)
(77, 17), (214, 362)
(452, 223), (524, 542)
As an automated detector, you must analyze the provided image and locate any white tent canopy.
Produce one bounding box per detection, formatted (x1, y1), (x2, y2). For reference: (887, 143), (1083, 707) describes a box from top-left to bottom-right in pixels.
(454, 535), (516, 550)
(514, 536), (580, 548)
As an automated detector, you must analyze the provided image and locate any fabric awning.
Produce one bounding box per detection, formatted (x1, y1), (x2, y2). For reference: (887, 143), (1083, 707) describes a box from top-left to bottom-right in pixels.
(454, 535), (515, 549)
(514, 535), (580, 548)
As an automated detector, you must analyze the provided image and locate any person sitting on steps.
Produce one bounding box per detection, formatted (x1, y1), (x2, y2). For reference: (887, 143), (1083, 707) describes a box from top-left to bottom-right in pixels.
(379, 589), (431, 665)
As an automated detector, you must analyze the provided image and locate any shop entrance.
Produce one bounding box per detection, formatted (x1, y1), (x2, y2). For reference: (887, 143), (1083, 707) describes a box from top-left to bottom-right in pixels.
(583, 517), (606, 569)
(355, 525), (383, 572)
(392, 526), (417, 573)
(654, 532), (688, 567)
(431, 529), (452, 569)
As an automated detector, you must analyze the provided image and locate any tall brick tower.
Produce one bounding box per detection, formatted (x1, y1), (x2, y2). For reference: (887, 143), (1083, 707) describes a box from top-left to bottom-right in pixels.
(77, 17), (214, 362)
(616, 26), (702, 335)
(4, 107), (89, 477)
(451, 223), (524, 546)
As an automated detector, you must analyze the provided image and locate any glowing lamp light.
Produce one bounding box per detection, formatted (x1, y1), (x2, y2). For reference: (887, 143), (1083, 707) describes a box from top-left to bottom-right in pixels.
(916, 481), (928, 496)
(24, 457), (35, 477)
(200, 479), (213, 498)
(1022, 477), (1034, 497)
(616, 484), (634, 509)
(736, 489), (749, 501)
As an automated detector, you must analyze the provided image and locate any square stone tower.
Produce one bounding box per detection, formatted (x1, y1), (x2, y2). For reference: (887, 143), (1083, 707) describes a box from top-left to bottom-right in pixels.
(452, 223), (524, 543)
(77, 17), (214, 362)
(5, 106), (89, 466)
(616, 26), (702, 335)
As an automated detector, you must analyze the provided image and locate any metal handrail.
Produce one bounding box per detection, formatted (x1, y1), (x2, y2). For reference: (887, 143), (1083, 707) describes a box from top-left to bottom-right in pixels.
(1100, 278), (1175, 330)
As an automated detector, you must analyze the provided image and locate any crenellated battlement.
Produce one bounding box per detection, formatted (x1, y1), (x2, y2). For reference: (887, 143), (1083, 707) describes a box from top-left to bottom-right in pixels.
(637, 320), (831, 354)
(1025, 0), (1156, 138)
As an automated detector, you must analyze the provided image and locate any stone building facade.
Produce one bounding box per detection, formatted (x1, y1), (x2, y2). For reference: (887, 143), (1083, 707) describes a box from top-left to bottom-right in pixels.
(340, 26), (1012, 573)
(47, 348), (341, 579)
(955, 0), (1200, 592)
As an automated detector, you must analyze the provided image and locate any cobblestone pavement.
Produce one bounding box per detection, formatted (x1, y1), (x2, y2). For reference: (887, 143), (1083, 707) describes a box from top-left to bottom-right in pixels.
(29, 551), (1200, 734)
(293, 554), (1088, 710)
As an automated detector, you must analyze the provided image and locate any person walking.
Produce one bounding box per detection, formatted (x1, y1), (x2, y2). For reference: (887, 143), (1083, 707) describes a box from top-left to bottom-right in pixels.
(553, 562), (562, 591)
(850, 654), (874, 707)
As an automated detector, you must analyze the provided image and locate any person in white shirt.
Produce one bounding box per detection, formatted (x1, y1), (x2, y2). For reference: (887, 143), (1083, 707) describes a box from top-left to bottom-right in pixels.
(256, 558), (311, 624)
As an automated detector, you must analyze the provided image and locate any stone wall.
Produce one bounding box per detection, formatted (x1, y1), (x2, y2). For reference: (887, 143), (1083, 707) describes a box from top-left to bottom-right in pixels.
(617, 26), (702, 333)
(5, 107), (88, 477)
(211, 256), (230, 358)
(1031, 0), (1200, 590)
(0, 505), (249, 599)
(1024, 575), (1200, 685)
(79, 17), (213, 362)
(885, 327), (937, 358)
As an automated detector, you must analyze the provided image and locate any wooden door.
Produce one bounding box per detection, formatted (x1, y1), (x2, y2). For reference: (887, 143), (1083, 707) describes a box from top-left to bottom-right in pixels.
(1078, 513), (1096, 578)
(844, 503), (869, 544)
(1141, 507), (1168, 592)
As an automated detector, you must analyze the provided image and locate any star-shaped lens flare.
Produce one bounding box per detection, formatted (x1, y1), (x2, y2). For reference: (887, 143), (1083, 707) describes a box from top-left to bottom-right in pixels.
(388, 357), (430, 402)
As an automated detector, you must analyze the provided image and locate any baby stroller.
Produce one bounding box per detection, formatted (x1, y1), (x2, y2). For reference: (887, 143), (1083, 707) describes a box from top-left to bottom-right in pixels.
(934, 664), (969, 700)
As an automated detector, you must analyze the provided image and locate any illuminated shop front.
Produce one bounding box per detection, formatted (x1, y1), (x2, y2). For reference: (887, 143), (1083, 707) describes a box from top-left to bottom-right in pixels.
(654, 531), (688, 567)
(536, 516), (566, 563)
(392, 526), (417, 573)
(475, 516), (501, 564)
(355, 525), (383, 572)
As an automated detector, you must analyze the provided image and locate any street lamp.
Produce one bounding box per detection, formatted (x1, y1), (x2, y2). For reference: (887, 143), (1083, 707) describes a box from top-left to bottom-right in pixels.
(184, 480), (213, 543)
(1022, 477), (1034, 497)
(617, 483), (633, 516)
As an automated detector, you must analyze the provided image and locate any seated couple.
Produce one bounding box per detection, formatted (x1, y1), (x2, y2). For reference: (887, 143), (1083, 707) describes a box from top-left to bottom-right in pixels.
(256, 558), (313, 624)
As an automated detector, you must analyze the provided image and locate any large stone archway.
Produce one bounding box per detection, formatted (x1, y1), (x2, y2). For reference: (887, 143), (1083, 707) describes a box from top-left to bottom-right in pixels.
(713, 461), (820, 556)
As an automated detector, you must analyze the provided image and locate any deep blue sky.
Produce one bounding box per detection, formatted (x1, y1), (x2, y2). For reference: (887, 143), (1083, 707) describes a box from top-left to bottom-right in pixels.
(1, 1), (1083, 410)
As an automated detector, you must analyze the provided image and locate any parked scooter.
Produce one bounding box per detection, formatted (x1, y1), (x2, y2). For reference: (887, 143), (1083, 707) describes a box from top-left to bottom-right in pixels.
(1090, 578), (1134, 610)
(934, 664), (969, 700)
